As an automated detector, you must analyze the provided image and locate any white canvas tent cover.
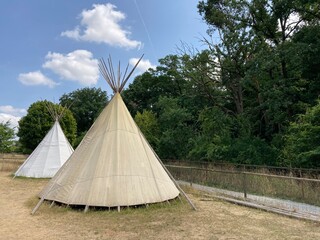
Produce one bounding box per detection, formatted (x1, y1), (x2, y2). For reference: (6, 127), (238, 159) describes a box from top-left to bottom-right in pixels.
(32, 55), (195, 213)
(15, 120), (74, 178)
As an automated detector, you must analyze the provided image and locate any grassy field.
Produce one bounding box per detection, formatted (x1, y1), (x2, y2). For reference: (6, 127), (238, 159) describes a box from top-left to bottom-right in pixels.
(1, 171), (320, 240)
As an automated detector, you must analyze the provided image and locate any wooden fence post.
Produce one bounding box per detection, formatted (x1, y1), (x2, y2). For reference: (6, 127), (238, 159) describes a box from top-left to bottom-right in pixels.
(190, 167), (193, 187)
(242, 172), (247, 199)
(205, 167), (208, 184)
(301, 180), (305, 200)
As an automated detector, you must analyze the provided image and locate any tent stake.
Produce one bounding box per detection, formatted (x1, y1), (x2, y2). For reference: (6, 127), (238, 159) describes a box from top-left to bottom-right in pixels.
(49, 201), (55, 208)
(84, 205), (89, 213)
(31, 197), (45, 215)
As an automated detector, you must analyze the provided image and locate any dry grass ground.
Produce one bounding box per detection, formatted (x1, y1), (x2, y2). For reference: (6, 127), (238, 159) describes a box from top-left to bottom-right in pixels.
(0, 171), (319, 240)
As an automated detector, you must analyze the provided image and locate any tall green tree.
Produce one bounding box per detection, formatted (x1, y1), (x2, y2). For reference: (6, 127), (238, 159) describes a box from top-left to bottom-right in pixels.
(59, 87), (108, 135)
(198, 0), (258, 115)
(286, 25), (320, 106)
(198, 0), (320, 140)
(18, 100), (77, 153)
(244, 0), (319, 139)
(0, 121), (16, 153)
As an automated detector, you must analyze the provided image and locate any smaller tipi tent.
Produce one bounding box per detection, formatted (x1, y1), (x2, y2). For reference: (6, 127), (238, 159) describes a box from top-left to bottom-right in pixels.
(14, 107), (74, 178)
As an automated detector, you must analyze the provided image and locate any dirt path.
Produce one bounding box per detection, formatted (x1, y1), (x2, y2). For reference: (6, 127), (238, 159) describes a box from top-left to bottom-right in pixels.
(1, 171), (320, 240)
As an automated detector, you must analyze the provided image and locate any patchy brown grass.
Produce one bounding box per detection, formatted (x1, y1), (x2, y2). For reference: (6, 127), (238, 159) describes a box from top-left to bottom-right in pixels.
(0, 171), (320, 240)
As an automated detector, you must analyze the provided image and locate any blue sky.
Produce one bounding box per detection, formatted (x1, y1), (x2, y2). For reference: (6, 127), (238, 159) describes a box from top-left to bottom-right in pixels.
(0, 0), (208, 129)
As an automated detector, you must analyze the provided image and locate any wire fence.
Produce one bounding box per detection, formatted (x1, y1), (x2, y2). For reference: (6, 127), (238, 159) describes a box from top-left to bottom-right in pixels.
(165, 164), (320, 207)
(0, 153), (27, 172)
(164, 159), (320, 178)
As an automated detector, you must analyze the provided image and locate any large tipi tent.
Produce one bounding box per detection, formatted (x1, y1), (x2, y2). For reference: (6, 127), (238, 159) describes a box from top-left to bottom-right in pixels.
(32, 55), (195, 213)
(14, 109), (74, 178)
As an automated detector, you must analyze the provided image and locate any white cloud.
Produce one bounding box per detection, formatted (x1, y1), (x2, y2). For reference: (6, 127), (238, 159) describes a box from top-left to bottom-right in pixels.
(0, 105), (27, 131)
(0, 105), (27, 116)
(61, 3), (142, 49)
(0, 113), (21, 130)
(62, 26), (81, 40)
(129, 58), (156, 73)
(18, 71), (58, 88)
(43, 50), (99, 86)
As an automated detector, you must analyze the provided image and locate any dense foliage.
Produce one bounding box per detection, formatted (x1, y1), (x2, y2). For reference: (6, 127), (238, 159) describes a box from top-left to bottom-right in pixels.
(18, 100), (77, 153)
(282, 102), (320, 168)
(122, 0), (320, 168)
(59, 87), (108, 146)
(59, 87), (108, 135)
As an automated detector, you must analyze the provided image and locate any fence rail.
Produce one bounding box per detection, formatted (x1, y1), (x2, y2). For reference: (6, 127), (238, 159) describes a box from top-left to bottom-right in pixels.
(166, 164), (320, 207)
(0, 153), (27, 172)
(164, 159), (320, 178)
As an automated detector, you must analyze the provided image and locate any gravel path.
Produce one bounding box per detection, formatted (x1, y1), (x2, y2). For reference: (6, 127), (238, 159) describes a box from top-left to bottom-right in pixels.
(179, 180), (320, 222)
